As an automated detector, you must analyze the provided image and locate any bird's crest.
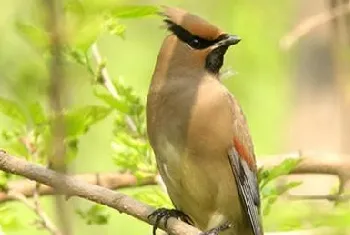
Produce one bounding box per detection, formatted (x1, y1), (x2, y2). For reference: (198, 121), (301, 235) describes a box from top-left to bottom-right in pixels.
(160, 6), (223, 41)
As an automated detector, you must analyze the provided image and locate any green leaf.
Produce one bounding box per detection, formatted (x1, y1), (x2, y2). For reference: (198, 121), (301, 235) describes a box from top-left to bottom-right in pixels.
(261, 181), (301, 198)
(263, 194), (278, 216)
(2, 142), (28, 159)
(261, 180), (302, 216)
(112, 130), (156, 177)
(65, 0), (85, 16)
(64, 105), (112, 138)
(94, 92), (129, 113)
(76, 204), (109, 225)
(111, 80), (145, 116)
(0, 97), (26, 125)
(28, 102), (46, 126)
(103, 18), (126, 38)
(280, 181), (302, 193)
(111, 5), (159, 18)
(1, 129), (30, 158)
(0, 205), (23, 231)
(132, 186), (172, 208)
(71, 17), (104, 51)
(0, 172), (9, 191)
(15, 22), (48, 50)
(259, 158), (301, 190)
(64, 47), (87, 66)
(65, 138), (79, 162)
(64, 46), (93, 73)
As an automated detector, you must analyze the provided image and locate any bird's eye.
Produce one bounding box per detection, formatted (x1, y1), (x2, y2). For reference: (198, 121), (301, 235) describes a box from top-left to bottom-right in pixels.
(190, 37), (201, 48)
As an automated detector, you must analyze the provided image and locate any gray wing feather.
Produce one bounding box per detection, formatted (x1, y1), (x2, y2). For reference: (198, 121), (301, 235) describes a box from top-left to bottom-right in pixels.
(228, 148), (263, 235)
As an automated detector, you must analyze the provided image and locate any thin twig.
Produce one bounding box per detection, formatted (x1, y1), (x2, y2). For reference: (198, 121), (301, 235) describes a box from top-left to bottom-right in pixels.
(91, 43), (138, 133)
(91, 43), (120, 99)
(280, 2), (350, 50)
(25, 126), (51, 235)
(8, 191), (61, 235)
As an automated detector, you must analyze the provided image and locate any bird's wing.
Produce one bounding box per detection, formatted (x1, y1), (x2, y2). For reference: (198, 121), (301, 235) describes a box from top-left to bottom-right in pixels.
(227, 94), (263, 235)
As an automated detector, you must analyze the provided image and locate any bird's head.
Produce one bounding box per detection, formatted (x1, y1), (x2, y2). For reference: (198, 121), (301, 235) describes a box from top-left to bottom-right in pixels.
(156, 6), (241, 77)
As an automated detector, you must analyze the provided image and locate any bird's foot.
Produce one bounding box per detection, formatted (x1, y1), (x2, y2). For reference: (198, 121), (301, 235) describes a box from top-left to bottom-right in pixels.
(148, 208), (192, 235)
(200, 221), (232, 235)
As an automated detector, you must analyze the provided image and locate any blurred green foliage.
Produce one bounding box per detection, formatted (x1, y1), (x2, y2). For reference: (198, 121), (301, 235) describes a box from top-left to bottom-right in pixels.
(258, 158), (302, 216)
(0, 0), (349, 235)
(76, 204), (110, 225)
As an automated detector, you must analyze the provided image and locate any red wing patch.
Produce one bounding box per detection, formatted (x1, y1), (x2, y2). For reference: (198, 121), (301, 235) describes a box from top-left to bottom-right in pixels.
(233, 137), (255, 172)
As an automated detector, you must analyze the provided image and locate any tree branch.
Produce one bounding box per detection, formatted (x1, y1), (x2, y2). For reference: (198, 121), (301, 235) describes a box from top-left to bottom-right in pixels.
(0, 150), (347, 234)
(0, 150), (201, 235)
(258, 151), (350, 177)
(2, 151), (350, 204)
(0, 172), (157, 203)
(280, 2), (350, 50)
(258, 151), (350, 200)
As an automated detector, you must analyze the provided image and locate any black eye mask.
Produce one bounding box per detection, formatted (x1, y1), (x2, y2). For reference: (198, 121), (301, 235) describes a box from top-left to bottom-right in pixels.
(164, 19), (233, 74)
(164, 19), (227, 50)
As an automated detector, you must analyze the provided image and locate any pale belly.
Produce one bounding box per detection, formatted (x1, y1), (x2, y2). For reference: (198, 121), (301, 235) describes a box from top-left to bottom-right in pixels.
(155, 140), (249, 234)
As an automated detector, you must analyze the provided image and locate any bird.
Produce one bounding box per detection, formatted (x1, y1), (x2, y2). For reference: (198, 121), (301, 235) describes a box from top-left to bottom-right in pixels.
(146, 6), (263, 235)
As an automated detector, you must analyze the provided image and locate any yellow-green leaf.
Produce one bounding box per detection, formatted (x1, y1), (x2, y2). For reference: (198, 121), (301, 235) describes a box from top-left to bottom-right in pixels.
(0, 97), (26, 125)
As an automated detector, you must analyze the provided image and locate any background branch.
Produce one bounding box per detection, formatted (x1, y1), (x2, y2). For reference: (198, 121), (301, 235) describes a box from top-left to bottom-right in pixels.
(0, 172), (157, 203)
(258, 151), (350, 201)
(258, 151), (350, 176)
(2, 151), (350, 204)
(43, 0), (72, 233)
(280, 2), (350, 50)
(286, 193), (350, 201)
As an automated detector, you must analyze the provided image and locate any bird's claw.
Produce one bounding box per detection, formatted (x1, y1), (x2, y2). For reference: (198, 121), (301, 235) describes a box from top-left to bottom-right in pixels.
(148, 208), (192, 235)
(200, 221), (232, 235)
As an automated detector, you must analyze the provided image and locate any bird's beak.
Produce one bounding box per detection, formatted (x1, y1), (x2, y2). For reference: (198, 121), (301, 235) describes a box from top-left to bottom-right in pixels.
(217, 34), (241, 47)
